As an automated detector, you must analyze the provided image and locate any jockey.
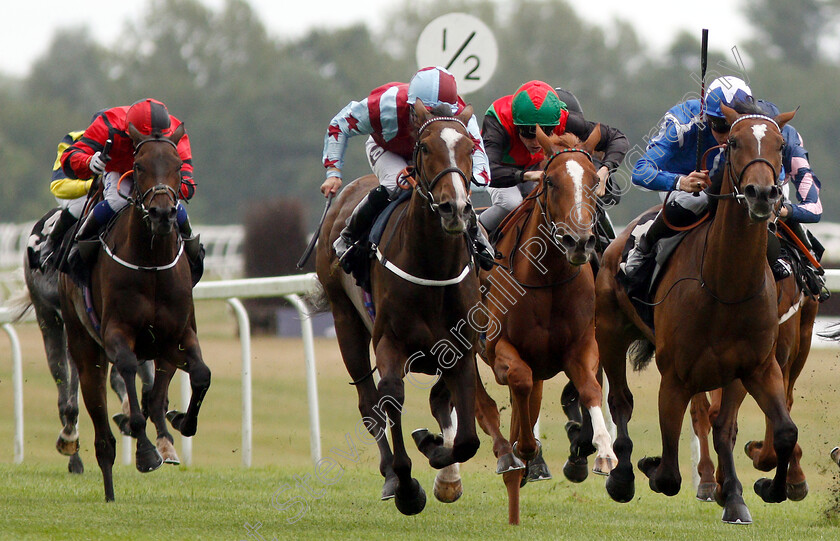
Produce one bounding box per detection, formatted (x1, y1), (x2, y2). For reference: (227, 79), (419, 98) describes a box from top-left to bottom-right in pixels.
(38, 128), (93, 268)
(624, 76), (827, 300)
(479, 80), (629, 237)
(61, 98), (201, 264)
(319, 66), (495, 270)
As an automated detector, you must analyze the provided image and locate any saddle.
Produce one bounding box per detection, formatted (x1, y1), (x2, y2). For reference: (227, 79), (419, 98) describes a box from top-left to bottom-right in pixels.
(346, 189), (412, 292)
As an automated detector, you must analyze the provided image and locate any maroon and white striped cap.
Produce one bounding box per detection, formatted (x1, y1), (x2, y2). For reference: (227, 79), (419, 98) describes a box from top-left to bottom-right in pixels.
(407, 66), (459, 113)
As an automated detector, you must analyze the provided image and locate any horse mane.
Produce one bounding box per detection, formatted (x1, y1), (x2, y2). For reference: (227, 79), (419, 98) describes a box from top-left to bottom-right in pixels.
(429, 103), (455, 117)
(550, 132), (583, 149)
(731, 98), (765, 116)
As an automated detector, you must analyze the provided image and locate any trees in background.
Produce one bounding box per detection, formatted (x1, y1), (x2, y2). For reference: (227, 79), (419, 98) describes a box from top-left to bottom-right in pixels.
(1, 0), (838, 228)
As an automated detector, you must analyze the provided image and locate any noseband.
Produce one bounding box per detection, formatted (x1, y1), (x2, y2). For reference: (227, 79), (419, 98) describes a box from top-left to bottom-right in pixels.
(410, 116), (471, 213)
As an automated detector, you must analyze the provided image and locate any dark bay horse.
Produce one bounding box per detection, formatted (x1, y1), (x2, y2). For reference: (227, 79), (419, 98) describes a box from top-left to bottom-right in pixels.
(596, 105), (798, 524)
(315, 100), (481, 515)
(59, 123), (210, 501)
(8, 210), (179, 475)
(473, 129), (616, 525)
(690, 275), (818, 502)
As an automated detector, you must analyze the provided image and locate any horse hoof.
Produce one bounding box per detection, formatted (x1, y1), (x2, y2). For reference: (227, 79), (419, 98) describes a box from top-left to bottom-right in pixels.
(156, 437), (180, 465)
(721, 495), (752, 524)
(496, 453), (526, 474)
(754, 477), (786, 503)
(593, 456), (616, 476)
(696, 482), (717, 502)
(786, 481), (809, 502)
(112, 413), (132, 437)
(563, 456), (589, 483)
(167, 410), (196, 437)
(68, 453), (84, 475)
(512, 440), (539, 462)
(606, 471), (635, 503)
(527, 453), (552, 482)
(56, 434), (80, 456)
(411, 428), (443, 458)
(831, 447), (840, 467)
(433, 477), (463, 503)
(744, 440), (762, 458)
(637, 456), (660, 479)
(394, 478), (426, 516)
(381, 475), (398, 501)
(136, 447), (164, 473)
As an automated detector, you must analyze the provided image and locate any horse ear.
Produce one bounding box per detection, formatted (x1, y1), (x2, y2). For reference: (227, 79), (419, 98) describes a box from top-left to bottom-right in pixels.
(774, 107), (797, 130)
(456, 104), (474, 126)
(413, 99), (430, 129)
(583, 123), (601, 154)
(535, 126), (553, 155)
(128, 123), (144, 146)
(169, 122), (186, 146)
(720, 104), (739, 126)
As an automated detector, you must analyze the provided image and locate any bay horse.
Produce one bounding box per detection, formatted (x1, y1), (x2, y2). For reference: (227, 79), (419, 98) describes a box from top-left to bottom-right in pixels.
(473, 129), (616, 525)
(690, 276), (818, 502)
(59, 122), (209, 501)
(596, 104), (798, 524)
(8, 211), (179, 475)
(315, 100), (481, 515)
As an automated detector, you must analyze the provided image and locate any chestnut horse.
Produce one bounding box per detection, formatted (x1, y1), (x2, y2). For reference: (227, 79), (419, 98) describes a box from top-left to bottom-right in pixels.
(473, 129), (616, 525)
(596, 104), (798, 524)
(59, 123), (210, 501)
(315, 100), (481, 515)
(689, 276), (818, 502)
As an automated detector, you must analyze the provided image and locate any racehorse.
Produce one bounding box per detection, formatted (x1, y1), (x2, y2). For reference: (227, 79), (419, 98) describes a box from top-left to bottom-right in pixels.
(689, 275), (818, 502)
(315, 100), (481, 515)
(473, 129), (616, 525)
(58, 122), (209, 501)
(7, 211), (180, 475)
(595, 104), (798, 524)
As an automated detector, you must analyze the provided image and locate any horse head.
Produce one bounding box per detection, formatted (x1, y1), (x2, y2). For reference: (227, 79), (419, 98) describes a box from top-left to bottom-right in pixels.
(411, 99), (474, 235)
(128, 122), (186, 236)
(720, 104), (795, 222)
(535, 126), (602, 266)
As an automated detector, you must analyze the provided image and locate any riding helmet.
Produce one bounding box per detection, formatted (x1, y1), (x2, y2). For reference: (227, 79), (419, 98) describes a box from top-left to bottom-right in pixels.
(705, 76), (753, 119)
(512, 81), (566, 127)
(407, 66), (459, 114)
(125, 98), (172, 135)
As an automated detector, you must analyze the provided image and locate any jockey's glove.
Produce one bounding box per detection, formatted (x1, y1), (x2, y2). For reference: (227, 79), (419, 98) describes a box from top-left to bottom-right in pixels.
(88, 151), (109, 175)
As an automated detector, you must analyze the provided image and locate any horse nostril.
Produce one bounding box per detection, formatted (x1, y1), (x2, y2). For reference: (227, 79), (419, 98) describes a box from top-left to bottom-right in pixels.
(744, 185), (758, 199)
(584, 235), (596, 251)
(769, 186), (781, 201)
(438, 202), (454, 216)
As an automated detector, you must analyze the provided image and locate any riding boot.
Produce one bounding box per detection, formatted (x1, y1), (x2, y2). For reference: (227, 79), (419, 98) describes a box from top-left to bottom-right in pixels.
(177, 213), (204, 286)
(477, 204), (509, 240)
(468, 211), (497, 271)
(72, 211), (104, 262)
(622, 212), (674, 278)
(334, 185), (391, 271)
(39, 208), (78, 269)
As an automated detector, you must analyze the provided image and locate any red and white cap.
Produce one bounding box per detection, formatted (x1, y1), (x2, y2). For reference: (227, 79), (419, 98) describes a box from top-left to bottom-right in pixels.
(407, 66), (459, 113)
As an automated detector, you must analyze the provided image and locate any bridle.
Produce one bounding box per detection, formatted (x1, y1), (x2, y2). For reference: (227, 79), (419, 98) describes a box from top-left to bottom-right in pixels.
(408, 116), (472, 214)
(118, 136), (181, 226)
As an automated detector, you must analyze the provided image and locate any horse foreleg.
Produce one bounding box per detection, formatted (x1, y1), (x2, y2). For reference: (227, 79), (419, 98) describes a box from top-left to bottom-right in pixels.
(474, 365), (521, 474)
(106, 333), (162, 474)
(712, 381), (752, 524)
(495, 340), (536, 462)
(426, 379), (461, 503)
(639, 372), (691, 497)
(742, 358), (797, 506)
(689, 392), (717, 501)
(376, 351), (426, 516)
(147, 360), (179, 465)
(166, 331), (211, 438)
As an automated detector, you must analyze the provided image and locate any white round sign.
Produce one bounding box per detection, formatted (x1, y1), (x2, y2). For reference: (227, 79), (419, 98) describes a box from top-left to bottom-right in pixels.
(416, 13), (498, 95)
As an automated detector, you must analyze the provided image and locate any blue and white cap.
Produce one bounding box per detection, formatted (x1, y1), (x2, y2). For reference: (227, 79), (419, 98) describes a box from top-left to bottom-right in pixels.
(407, 66), (459, 114)
(705, 76), (753, 118)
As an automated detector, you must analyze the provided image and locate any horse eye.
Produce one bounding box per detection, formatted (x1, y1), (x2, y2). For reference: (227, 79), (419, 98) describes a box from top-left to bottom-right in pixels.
(420, 143), (429, 154)
(727, 138), (737, 148)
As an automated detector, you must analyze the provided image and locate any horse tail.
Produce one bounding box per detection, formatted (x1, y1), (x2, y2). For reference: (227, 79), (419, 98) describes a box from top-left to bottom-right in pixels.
(4, 278), (33, 323)
(628, 339), (655, 371)
(303, 279), (330, 315)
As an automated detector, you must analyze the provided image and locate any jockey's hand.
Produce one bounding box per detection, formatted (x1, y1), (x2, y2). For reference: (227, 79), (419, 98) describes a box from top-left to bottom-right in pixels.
(88, 151), (108, 175)
(679, 170), (710, 193)
(320, 176), (342, 197)
(522, 170), (542, 182)
(596, 166), (610, 197)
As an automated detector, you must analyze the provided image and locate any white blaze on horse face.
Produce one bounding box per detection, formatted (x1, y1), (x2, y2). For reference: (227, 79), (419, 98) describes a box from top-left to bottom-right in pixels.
(565, 160), (585, 208)
(440, 127), (469, 207)
(752, 124), (768, 155)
